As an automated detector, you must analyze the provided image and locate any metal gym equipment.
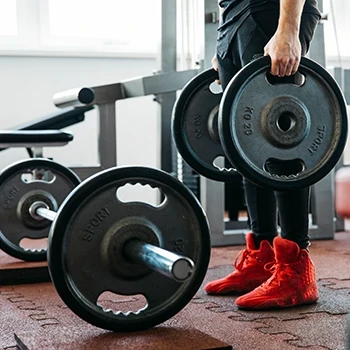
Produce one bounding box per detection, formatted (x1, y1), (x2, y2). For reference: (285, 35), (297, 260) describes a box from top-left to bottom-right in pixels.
(0, 132), (81, 261)
(173, 55), (348, 190)
(52, 64), (197, 181)
(0, 158), (80, 261)
(0, 155), (211, 332)
(219, 56), (347, 190)
(172, 68), (233, 183)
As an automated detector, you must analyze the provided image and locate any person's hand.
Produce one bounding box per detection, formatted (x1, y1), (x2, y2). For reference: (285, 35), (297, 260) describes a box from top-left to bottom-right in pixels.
(264, 30), (302, 77)
(211, 54), (221, 85)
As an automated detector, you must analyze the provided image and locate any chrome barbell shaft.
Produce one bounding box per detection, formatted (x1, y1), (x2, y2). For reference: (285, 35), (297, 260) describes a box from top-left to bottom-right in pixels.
(36, 207), (57, 221)
(123, 239), (194, 282)
(29, 201), (57, 221)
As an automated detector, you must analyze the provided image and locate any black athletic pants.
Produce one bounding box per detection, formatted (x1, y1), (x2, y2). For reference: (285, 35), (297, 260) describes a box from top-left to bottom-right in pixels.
(217, 10), (319, 249)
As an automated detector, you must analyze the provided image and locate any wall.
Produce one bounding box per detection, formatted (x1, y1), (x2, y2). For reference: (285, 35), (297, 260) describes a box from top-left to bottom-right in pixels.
(0, 55), (161, 202)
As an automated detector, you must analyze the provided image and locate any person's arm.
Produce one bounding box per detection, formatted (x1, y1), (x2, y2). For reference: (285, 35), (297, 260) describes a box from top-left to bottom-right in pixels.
(264, 0), (306, 77)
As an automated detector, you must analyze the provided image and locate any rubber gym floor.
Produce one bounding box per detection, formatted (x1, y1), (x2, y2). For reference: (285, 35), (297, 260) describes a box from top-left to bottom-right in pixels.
(0, 231), (349, 350)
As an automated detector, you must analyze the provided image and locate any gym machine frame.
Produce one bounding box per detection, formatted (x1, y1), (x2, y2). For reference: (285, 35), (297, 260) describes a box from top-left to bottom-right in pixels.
(54, 69), (198, 180)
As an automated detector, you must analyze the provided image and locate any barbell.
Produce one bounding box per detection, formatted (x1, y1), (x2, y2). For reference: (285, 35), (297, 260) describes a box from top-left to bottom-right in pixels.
(0, 160), (211, 332)
(172, 56), (348, 190)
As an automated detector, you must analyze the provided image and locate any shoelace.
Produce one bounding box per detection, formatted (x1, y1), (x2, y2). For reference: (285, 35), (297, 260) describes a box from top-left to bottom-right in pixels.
(233, 249), (259, 271)
(260, 262), (299, 289)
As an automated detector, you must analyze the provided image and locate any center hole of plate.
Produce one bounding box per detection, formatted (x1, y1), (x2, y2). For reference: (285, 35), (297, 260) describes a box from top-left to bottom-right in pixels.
(277, 112), (296, 132)
(116, 183), (165, 207)
(97, 292), (148, 314)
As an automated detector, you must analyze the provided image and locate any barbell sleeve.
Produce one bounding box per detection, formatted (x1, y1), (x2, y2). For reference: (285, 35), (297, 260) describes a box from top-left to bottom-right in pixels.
(36, 207), (57, 222)
(123, 239), (194, 282)
(29, 202), (57, 222)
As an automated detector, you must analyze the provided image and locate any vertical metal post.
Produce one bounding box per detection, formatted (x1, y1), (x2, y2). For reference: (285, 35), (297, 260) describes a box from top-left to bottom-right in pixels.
(158, 0), (177, 174)
(72, 102), (118, 181)
(308, 0), (326, 67)
(98, 103), (117, 170)
(200, 0), (228, 245)
(308, 0), (338, 239)
(329, 66), (345, 232)
(343, 70), (350, 104)
(203, 0), (218, 68)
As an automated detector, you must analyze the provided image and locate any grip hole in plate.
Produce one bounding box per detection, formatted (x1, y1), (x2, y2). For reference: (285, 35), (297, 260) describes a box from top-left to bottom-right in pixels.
(264, 158), (305, 177)
(97, 291), (148, 315)
(266, 72), (306, 86)
(21, 170), (56, 183)
(116, 183), (166, 208)
(19, 237), (47, 251)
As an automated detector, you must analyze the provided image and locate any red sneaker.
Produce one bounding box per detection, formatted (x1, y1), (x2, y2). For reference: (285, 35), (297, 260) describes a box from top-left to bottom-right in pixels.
(235, 236), (319, 309)
(204, 233), (275, 294)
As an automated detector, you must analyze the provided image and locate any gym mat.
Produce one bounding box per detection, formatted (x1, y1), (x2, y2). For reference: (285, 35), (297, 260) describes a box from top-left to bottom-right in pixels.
(0, 282), (231, 350)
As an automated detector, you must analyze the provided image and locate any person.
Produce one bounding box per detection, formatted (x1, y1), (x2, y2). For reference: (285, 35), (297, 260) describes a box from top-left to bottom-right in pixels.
(204, 0), (322, 309)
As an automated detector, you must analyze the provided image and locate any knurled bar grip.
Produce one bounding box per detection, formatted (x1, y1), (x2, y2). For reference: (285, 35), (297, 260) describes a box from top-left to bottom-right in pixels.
(30, 202), (194, 282)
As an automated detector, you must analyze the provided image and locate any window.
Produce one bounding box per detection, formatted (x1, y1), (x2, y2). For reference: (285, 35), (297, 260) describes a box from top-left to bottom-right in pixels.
(323, 0), (350, 59)
(0, 0), (161, 57)
(0, 0), (17, 36)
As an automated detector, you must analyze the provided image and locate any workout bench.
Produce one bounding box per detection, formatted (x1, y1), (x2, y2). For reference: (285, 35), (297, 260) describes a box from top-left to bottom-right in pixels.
(1, 106), (95, 175)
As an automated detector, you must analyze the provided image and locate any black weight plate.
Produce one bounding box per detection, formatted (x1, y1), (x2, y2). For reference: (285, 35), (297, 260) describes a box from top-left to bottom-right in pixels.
(0, 159), (80, 261)
(172, 68), (240, 182)
(219, 56), (348, 190)
(48, 166), (211, 332)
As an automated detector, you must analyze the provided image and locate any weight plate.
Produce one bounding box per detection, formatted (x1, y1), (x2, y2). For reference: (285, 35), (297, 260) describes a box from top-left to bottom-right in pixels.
(172, 68), (240, 182)
(219, 56), (348, 190)
(48, 166), (211, 332)
(0, 159), (80, 261)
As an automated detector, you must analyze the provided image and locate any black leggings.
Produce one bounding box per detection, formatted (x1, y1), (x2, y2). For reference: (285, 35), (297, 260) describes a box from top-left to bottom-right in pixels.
(217, 10), (319, 249)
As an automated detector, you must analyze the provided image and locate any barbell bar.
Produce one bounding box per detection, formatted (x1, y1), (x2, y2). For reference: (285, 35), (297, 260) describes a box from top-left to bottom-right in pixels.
(46, 165), (210, 332)
(30, 201), (195, 283)
(1, 161), (210, 331)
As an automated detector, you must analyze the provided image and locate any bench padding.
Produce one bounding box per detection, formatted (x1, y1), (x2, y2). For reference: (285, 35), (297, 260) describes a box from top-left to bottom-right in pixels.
(13, 106), (93, 131)
(0, 130), (73, 147)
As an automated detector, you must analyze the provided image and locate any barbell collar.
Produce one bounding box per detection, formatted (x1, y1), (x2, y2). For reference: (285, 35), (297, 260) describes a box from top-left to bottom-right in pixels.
(123, 239), (194, 283)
